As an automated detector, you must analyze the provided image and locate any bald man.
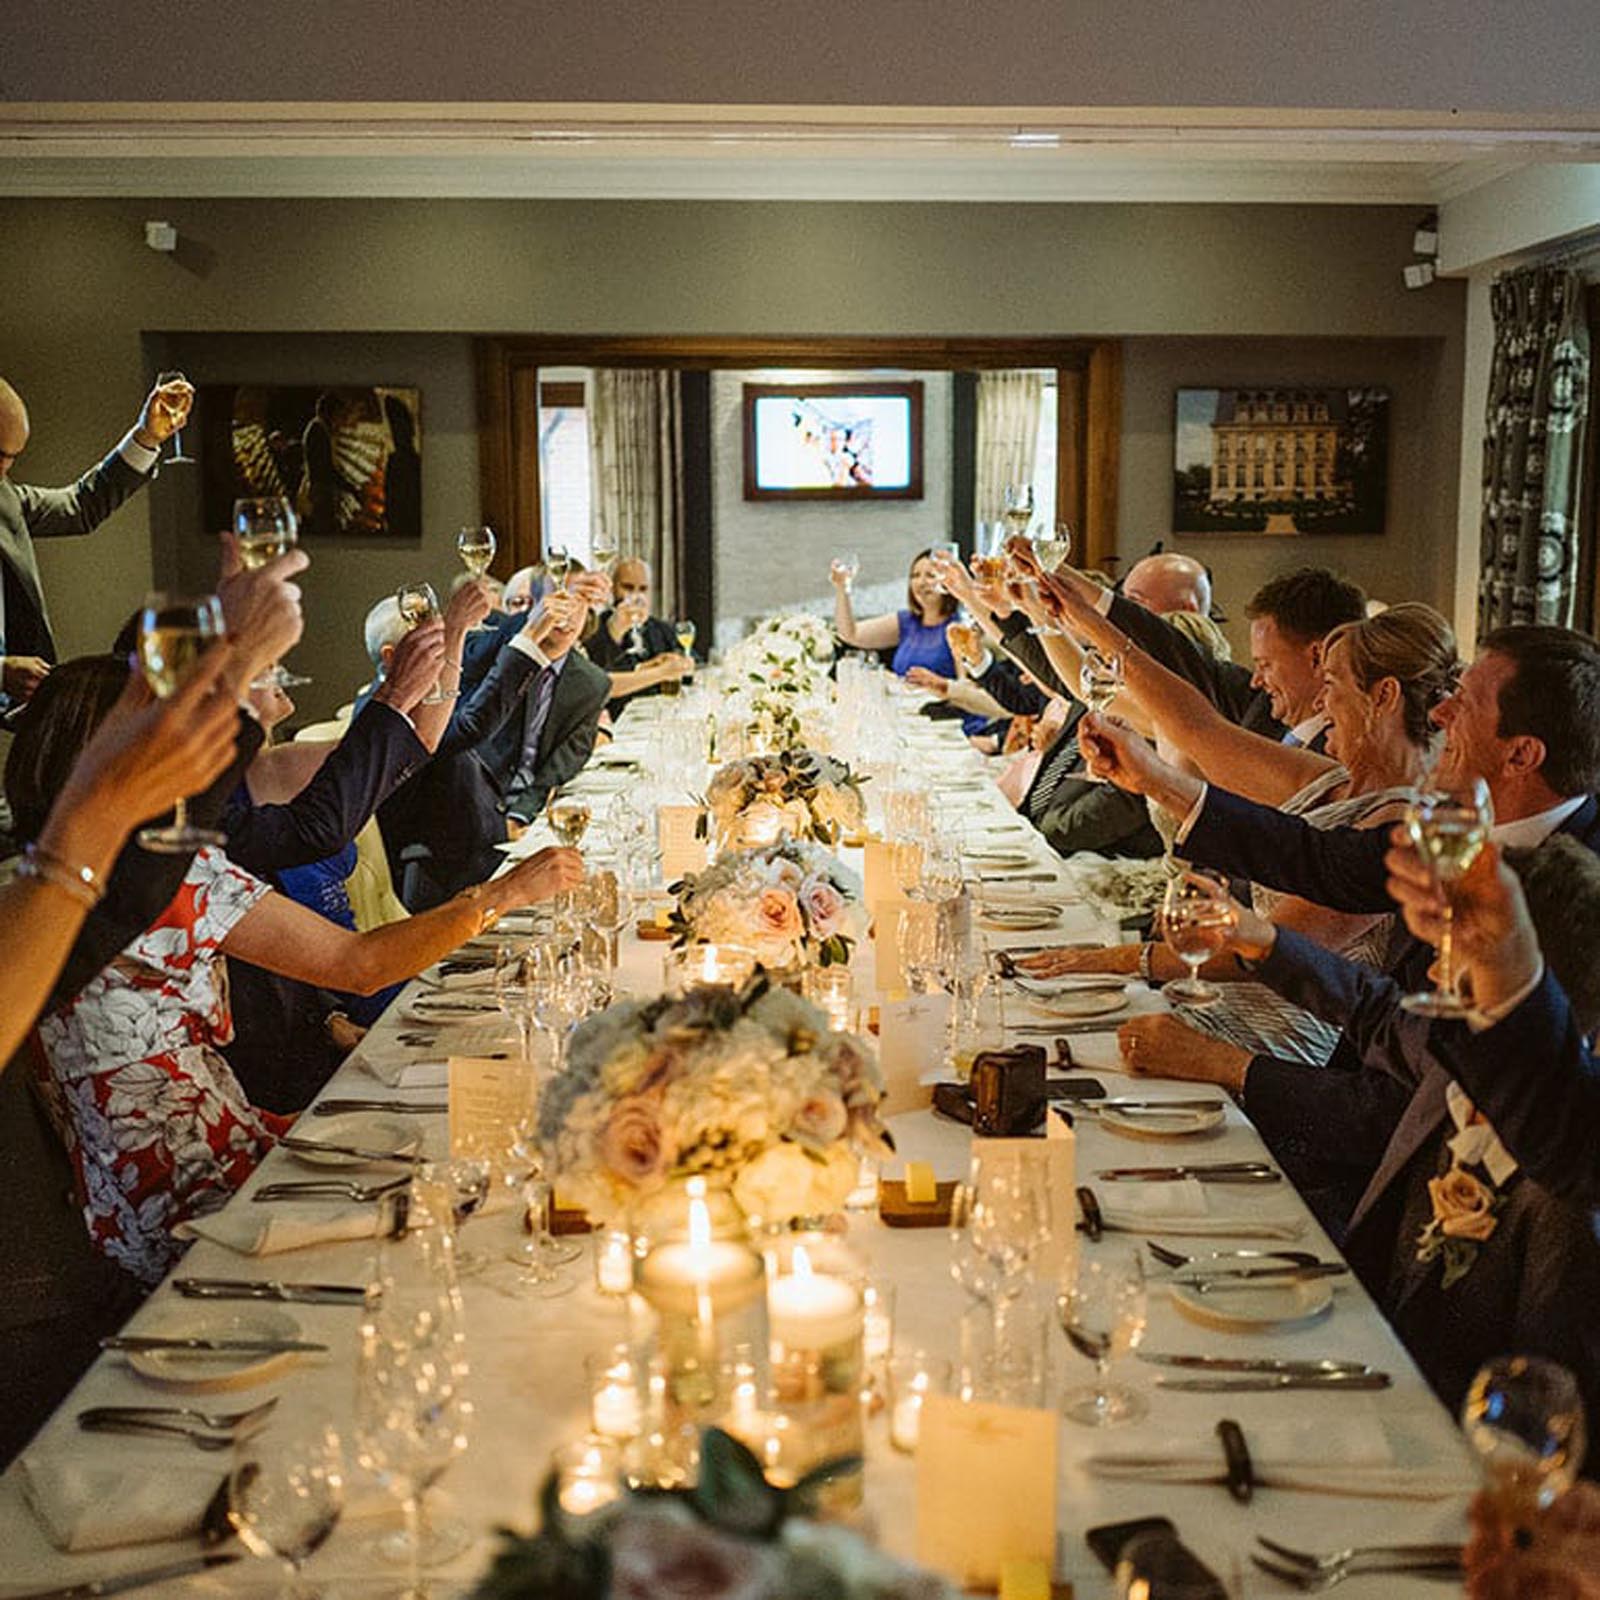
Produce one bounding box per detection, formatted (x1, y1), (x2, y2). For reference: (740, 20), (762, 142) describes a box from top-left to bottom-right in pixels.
(585, 557), (694, 705)
(0, 375), (190, 708)
(1120, 551), (1213, 618)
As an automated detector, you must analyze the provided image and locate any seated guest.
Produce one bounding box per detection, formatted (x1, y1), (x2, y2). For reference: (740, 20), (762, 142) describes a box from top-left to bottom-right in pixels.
(377, 581), (605, 908)
(1023, 600), (1457, 1065)
(906, 615), (1048, 746)
(0, 373), (192, 712)
(7, 656), (583, 1285)
(585, 557), (694, 706)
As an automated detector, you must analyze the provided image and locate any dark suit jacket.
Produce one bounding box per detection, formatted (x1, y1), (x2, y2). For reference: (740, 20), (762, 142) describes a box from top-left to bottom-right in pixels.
(477, 648), (611, 822)
(1022, 710), (1162, 860)
(0, 443), (153, 670)
(1185, 788), (1600, 915)
(585, 611), (683, 707)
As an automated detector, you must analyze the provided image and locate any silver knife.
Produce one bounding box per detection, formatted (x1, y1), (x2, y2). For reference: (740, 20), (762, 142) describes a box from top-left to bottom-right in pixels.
(279, 1135), (422, 1164)
(1139, 1353), (1371, 1375)
(102, 1334), (329, 1354)
(1097, 1163), (1280, 1182)
(1078, 1098), (1229, 1112)
(313, 1099), (447, 1116)
(1157, 1371), (1391, 1392)
(1168, 1263), (1351, 1287)
(6, 1551), (242, 1600)
(172, 1277), (368, 1304)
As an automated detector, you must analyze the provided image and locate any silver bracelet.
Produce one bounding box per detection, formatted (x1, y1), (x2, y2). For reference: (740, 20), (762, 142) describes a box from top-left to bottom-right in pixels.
(18, 845), (104, 908)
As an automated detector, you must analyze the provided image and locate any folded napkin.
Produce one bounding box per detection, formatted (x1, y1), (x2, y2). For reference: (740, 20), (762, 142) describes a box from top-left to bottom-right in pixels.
(420, 966), (495, 993)
(1015, 973), (1130, 997)
(175, 1201), (379, 1257)
(358, 1054), (450, 1090)
(1088, 1418), (1475, 1500)
(977, 886), (1071, 909)
(1098, 1177), (1305, 1240)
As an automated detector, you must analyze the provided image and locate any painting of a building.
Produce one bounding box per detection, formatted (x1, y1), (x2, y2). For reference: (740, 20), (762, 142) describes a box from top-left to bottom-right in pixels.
(1173, 386), (1389, 536)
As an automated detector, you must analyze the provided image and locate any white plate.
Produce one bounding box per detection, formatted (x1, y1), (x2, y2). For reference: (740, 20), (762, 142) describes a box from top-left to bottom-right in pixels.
(289, 1113), (419, 1169)
(977, 908), (1062, 932)
(1027, 991), (1129, 1020)
(1014, 974), (1130, 998)
(1169, 1274), (1335, 1333)
(1097, 1104), (1228, 1139)
(125, 1308), (308, 1392)
(966, 849), (1035, 869)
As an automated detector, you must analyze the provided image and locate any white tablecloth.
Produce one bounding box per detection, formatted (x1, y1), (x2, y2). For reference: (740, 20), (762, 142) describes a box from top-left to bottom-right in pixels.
(0, 691), (1477, 1597)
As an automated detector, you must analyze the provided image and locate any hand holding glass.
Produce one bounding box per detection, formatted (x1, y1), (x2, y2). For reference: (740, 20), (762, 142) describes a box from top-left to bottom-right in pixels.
(1401, 778), (1493, 1018)
(1160, 869), (1237, 1005)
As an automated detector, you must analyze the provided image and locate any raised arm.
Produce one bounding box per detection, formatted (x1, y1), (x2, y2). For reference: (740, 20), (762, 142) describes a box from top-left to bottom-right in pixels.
(829, 561), (900, 652)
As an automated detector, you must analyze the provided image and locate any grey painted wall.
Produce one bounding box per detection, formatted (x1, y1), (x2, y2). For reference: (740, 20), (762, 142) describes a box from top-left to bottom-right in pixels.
(0, 197), (1464, 716)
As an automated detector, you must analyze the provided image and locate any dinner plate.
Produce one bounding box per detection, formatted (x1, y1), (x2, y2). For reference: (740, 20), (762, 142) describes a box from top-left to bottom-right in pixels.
(125, 1308), (308, 1391)
(1014, 973), (1130, 998)
(1169, 1273), (1335, 1334)
(1027, 991), (1129, 1020)
(1097, 1103), (1228, 1139)
(289, 1113), (419, 1168)
(977, 907), (1062, 932)
(965, 849), (1035, 869)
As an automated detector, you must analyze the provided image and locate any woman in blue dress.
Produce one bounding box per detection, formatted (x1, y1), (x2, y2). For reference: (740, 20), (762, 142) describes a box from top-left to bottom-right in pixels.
(830, 547), (987, 732)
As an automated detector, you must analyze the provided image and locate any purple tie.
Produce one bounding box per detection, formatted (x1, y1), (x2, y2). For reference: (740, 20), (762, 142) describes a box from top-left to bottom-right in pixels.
(513, 667), (557, 790)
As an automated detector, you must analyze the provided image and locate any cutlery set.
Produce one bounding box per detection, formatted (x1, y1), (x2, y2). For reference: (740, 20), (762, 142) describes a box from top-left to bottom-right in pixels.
(277, 1134), (422, 1165)
(1095, 1160), (1279, 1184)
(172, 1277), (367, 1305)
(101, 1334), (328, 1355)
(312, 1097), (447, 1117)
(252, 1175), (410, 1203)
(8, 1551), (243, 1598)
(1251, 1535), (1462, 1590)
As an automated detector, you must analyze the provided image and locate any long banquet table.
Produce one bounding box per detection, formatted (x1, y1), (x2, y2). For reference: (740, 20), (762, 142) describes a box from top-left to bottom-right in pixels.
(0, 687), (1479, 1597)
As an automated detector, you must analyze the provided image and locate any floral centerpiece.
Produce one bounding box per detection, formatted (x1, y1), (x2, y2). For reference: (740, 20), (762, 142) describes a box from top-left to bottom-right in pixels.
(716, 613), (837, 757)
(724, 612), (836, 682)
(707, 750), (866, 847)
(670, 838), (861, 969)
(537, 978), (888, 1228)
(474, 1429), (955, 1600)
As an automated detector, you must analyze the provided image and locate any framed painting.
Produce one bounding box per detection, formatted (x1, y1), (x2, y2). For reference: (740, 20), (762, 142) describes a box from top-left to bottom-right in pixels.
(201, 384), (421, 538)
(1173, 387), (1389, 536)
(742, 381), (923, 500)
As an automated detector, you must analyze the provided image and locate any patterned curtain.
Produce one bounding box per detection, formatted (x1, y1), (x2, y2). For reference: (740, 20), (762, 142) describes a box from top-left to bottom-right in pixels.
(975, 371), (1044, 526)
(1477, 265), (1591, 632)
(587, 370), (685, 614)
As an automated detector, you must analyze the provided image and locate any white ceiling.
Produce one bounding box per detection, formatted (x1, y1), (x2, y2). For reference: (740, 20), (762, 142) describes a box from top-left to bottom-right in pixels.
(2, 105), (1598, 205)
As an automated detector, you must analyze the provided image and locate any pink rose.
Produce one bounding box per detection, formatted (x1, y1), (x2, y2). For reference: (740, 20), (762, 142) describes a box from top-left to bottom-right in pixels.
(610, 1514), (773, 1600)
(1428, 1169), (1498, 1242)
(755, 887), (803, 942)
(598, 1096), (673, 1188)
(799, 877), (846, 937)
(792, 1090), (848, 1147)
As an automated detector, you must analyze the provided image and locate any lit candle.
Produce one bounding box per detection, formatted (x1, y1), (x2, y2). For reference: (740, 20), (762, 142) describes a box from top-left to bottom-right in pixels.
(587, 1347), (644, 1440)
(633, 1178), (765, 1319)
(861, 1282), (894, 1364)
(888, 1352), (948, 1455)
(767, 1245), (864, 1353)
(593, 1228), (633, 1297)
(550, 1438), (622, 1518)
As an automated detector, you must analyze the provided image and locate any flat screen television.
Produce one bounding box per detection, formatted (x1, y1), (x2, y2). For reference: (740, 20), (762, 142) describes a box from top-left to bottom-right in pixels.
(743, 381), (923, 500)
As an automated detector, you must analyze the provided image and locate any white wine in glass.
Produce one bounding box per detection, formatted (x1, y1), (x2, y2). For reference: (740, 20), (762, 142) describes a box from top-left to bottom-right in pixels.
(1032, 523), (1073, 573)
(592, 538), (618, 571)
(543, 546), (572, 592)
(1001, 483), (1035, 541)
(1401, 778), (1493, 1018)
(674, 617), (697, 655)
(1160, 868), (1237, 1005)
(154, 369), (195, 464)
(457, 526), (497, 635)
(136, 592), (228, 854)
(547, 793), (593, 849)
(234, 497), (298, 570)
(395, 582), (452, 704)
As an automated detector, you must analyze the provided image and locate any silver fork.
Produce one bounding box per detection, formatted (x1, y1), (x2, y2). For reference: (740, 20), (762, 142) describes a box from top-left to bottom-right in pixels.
(1256, 1536), (1465, 1574)
(252, 1177), (409, 1203)
(79, 1398), (279, 1431)
(77, 1415), (250, 1451)
(1147, 1240), (1322, 1270)
(1251, 1548), (1462, 1591)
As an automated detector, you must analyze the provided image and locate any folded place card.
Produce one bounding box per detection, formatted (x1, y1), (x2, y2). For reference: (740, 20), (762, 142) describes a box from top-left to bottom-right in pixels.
(449, 1056), (532, 1159)
(863, 839), (918, 909)
(658, 803), (710, 882)
(916, 1394), (1058, 1589)
(877, 993), (948, 1115)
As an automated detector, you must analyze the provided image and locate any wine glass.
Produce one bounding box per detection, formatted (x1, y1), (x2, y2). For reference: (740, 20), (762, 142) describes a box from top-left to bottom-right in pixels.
(915, 833), (965, 905)
(674, 617), (697, 657)
(229, 1421), (344, 1597)
(1079, 645), (1124, 714)
(832, 551), (861, 591)
(1462, 1355), (1587, 1520)
(493, 1050), (581, 1292)
(154, 369), (195, 464)
(494, 944), (537, 1062)
(395, 582), (452, 704)
(1032, 522), (1073, 573)
(592, 536), (618, 573)
(1057, 1248), (1148, 1426)
(544, 545), (572, 593)
(1002, 482), (1035, 542)
(234, 498), (312, 691)
(456, 526), (497, 634)
(354, 1319), (475, 1585)
(135, 592), (228, 854)
(547, 790), (593, 850)
(1159, 868), (1238, 1006)
(897, 902), (952, 1001)
(415, 1157), (493, 1280)
(1401, 777), (1494, 1018)
(965, 1145), (1051, 1301)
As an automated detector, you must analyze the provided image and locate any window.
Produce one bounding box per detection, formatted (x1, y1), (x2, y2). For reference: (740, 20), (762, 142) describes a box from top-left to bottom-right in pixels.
(1029, 376), (1059, 531)
(538, 381), (592, 565)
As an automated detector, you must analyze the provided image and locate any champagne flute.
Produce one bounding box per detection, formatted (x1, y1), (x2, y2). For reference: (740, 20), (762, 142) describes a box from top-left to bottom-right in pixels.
(1072, 646), (1125, 771)
(1463, 1356), (1587, 1519)
(229, 1421), (344, 1598)
(234, 498), (312, 691)
(1032, 522), (1073, 573)
(832, 551), (861, 591)
(135, 592), (228, 854)
(674, 617), (697, 657)
(970, 521), (1008, 589)
(592, 536), (618, 572)
(395, 582), (452, 704)
(154, 369), (195, 464)
(1159, 868), (1237, 1005)
(546, 790), (593, 849)
(1056, 1249), (1148, 1427)
(494, 944), (537, 1063)
(544, 545), (572, 593)
(456, 525), (497, 634)
(1401, 777), (1494, 1018)
(1001, 483), (1035, 543)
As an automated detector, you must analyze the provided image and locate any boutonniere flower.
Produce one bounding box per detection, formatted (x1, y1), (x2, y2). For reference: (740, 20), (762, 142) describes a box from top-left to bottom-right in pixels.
(1415, 1161), (1507, 1289)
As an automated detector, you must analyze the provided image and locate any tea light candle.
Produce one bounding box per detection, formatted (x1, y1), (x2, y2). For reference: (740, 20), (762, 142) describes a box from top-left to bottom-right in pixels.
(593, 1228), (633, 1297)
(767, 1245), (864, 1352)
(550, 1438), (622, 1518)
(587, 1347), (644, 1441)
(888, 1352), (948, 1455)
(861, 1282), (894, 1365)
(802, 965), (854, 1032)
(665, 943), (758, 993)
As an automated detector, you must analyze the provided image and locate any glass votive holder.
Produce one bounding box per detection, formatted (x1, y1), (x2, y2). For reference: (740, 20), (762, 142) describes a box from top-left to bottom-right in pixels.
(802, 964), (855, 1031)
(549, 1436), (624, 1518)
(861, 1281), (896, 1367)
(888, 1351), (951, 1455)
(593, 1227), (634, 1298)
(663, 942), (758, 993)
(586, 1345), (645, 1442)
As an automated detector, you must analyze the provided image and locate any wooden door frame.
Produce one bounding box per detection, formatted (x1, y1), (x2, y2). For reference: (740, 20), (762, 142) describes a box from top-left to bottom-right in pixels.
(474, 334), (1122, 575)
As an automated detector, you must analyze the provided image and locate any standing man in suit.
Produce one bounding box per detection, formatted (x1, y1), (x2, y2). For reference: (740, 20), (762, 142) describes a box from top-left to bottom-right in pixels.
(0, 374), (190, 709)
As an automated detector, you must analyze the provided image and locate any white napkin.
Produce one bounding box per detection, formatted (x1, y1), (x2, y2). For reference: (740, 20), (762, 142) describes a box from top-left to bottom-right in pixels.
(977, 886), (1071, 909)
(1098, 1177), (1305, 1240)
(1088, 1418), (1475, 1500)
(1014, 973), (1129, 996)
(20, 1451), (227, 1551)
(358, 1055), (450, 1090)
(419, 966), (494, 992)
(175, 1201), (379, 1256)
